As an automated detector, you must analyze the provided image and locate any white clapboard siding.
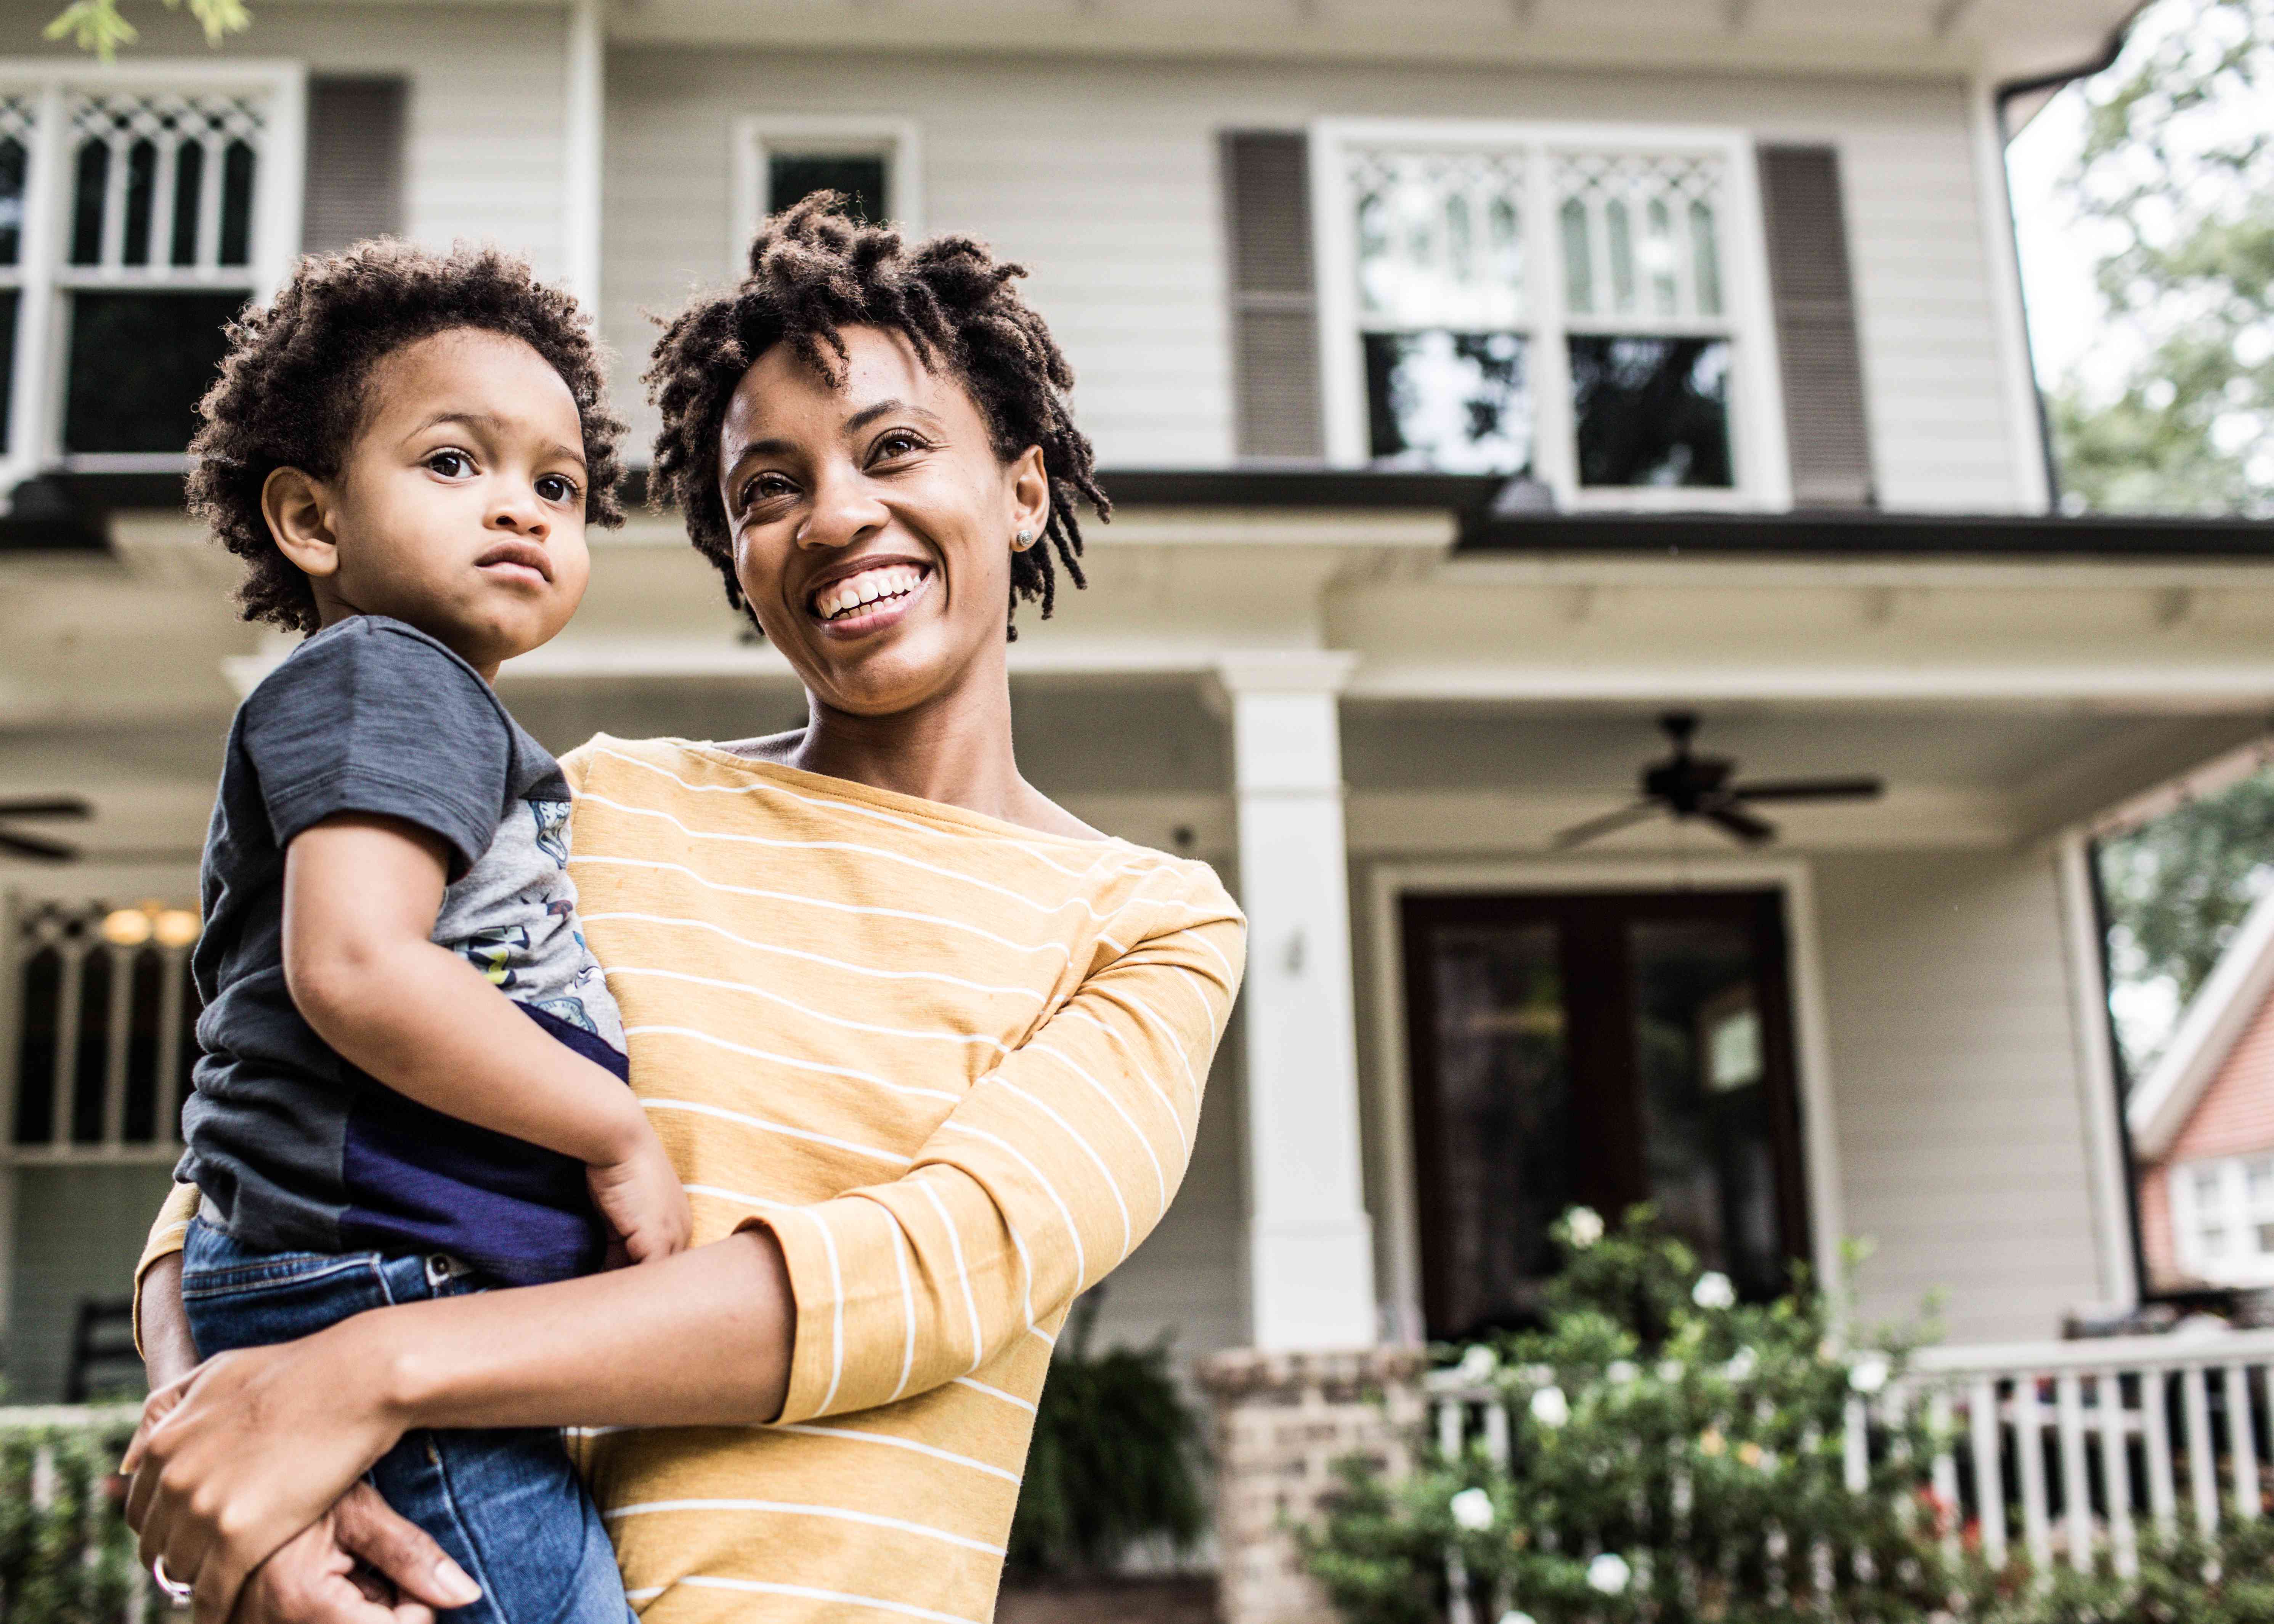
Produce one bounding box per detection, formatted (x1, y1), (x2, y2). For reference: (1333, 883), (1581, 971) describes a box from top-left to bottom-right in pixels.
(603, 51), (2026, 503)
(1814, 850), (2105, 1343)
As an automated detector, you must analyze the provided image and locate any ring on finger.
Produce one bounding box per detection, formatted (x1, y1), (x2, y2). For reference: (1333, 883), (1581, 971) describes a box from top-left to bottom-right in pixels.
(152, 1555), (193, 1606)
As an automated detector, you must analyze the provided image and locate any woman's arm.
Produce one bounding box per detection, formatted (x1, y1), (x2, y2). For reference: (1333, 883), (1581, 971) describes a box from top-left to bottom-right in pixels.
(136, 1212), (487, 1624)
(125, 872), (1241, 1623)
(124, 1228), (794, 1624)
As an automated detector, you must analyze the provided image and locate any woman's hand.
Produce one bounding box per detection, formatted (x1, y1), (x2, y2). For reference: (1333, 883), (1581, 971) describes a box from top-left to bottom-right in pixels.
(234, 1484), (480, 1624)
(121, 1322), (408, 1624)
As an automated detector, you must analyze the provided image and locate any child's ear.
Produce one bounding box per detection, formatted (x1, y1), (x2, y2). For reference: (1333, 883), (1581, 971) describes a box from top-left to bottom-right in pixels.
(261, 467), (340, 579)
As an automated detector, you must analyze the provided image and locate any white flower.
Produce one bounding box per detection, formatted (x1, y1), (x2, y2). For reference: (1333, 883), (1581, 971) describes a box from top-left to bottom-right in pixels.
(1691, 1271), (1736, 1310)
(1496, 1613), (1537, 1624)
(1587, 1552), (1632, 1595)
(1456, 1344), (1500, 1384)
(1606, 1360), (1639, 1385)
(1565, 1206), (1605, 1248)
(1724, 1346), (1757, 1381)
(1849, 1354), (1892, 1395)
(1449, 1487), (1495, 1531)
(1529, 1385), (1571, 1427)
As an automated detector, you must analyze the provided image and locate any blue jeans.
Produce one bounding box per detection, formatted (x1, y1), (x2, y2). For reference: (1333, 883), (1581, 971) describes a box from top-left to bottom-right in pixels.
(181, 1219), (633, 1624)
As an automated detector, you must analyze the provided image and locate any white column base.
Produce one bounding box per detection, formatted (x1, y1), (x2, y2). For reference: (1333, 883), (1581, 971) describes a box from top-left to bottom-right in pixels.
(1247, 1216), (1379, 1350)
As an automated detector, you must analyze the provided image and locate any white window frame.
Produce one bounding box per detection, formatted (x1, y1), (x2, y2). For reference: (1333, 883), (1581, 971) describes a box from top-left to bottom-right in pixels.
(1309, 118), (1791, 510)
(2171, 1152), (2274, 1287)
(0, 59), (304, 490)
(729, 116), (923, 274)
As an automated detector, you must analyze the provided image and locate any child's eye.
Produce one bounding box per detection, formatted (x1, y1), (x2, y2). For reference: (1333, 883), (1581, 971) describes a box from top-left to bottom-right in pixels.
(426, 450), (472, 478)
(536, 474), (580, 504)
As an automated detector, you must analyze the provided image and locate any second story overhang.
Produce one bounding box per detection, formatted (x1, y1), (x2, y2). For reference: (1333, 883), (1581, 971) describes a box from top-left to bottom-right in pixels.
(601, 0), (2141, 88)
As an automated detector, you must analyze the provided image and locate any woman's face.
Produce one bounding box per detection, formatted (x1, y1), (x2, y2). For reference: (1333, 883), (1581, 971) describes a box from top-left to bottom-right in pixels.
(718, 325), (1049, 718)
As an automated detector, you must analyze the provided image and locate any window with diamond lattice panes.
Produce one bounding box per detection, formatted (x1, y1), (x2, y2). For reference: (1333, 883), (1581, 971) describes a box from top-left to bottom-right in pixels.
(1555, 151), (1734, 489)
(0, 70), (290, 474)
(1350, 146), (1533, 475)
(1328, 126), (1754, 497)
(61, 89), (267, 455)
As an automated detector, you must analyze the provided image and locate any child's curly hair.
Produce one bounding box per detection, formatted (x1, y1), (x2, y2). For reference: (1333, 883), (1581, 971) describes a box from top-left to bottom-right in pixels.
(644, 193), (1104, 638)
(188, 240), (626, 635)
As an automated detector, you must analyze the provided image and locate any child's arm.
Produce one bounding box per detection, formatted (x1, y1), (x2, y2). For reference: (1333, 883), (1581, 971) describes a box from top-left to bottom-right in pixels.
(283, 812), (689, 1263)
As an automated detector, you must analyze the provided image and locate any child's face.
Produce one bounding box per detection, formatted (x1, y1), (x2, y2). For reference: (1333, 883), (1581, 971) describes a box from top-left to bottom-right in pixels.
(275, 328), (592, 677)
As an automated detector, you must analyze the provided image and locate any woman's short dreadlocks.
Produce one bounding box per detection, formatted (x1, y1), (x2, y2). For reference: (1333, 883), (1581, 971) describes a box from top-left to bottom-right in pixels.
(188, 240), (626, 635)
(644, 193), (1104, 637)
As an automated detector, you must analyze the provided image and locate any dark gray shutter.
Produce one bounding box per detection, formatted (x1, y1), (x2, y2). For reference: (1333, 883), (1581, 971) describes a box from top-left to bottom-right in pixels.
(302, 78), (407, 253)
(1221, 131), (1323, 461)
(1756, 144), (1873, 508)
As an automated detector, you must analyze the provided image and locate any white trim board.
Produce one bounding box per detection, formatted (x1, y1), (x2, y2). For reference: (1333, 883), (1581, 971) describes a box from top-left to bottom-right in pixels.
(1361, 854), (1845, 1339)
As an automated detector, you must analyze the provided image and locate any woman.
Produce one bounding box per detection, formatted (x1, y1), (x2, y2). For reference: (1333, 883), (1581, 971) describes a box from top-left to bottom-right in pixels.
(126, 197), (1246, 1624)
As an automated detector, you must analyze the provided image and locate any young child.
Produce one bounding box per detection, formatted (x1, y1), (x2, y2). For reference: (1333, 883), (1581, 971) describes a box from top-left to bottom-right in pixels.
(167, 242), (683, 1623)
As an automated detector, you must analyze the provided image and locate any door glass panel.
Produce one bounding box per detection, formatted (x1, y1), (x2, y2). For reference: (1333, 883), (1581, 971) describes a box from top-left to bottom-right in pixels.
(1631, 919), (1783, 1300)
(1420, 920), (1570, 1334)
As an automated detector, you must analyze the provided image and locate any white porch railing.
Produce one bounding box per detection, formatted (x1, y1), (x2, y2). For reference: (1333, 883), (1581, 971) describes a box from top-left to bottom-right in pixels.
(0, 1403), (161, 1623)
(1424, 1327), (2274, 1618)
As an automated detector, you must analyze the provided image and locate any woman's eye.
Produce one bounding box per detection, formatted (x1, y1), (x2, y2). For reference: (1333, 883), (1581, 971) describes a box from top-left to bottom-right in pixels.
(874, 431), (923, 461)
(537, 474), (579, 504)
(426, 450), (471, 478)
(740, 473), (794, 510)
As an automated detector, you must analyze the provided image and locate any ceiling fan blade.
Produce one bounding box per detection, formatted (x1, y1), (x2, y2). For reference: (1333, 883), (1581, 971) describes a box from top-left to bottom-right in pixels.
(1727, 776), (1884, 803)
(0, 797), (92, 820)
(0, 827), (81, 861)
(1702, 800), (1778, 845)
(1552, 801), (1663, 850)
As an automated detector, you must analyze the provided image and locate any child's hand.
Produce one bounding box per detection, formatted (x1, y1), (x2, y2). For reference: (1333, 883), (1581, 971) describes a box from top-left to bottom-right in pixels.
(586, 1129), (691, 1264)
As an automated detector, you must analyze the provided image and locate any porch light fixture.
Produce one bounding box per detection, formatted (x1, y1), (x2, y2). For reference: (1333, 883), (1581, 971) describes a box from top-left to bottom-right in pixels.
(100, 901), (200, 948)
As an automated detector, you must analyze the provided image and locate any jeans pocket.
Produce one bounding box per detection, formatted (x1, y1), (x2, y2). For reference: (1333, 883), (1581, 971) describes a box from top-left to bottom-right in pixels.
(180, 1222), (392, 1356)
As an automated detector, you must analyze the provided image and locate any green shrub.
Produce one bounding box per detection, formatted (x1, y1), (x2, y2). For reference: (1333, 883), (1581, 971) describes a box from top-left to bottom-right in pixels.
(1007, 1292), (1207, 1578)
(0, 1406), (155, 1624)
(1300, 1208), (2274, 1624)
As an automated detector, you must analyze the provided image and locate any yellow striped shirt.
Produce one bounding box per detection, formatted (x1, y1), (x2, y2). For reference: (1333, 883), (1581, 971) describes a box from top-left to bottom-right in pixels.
(145, 734), (1245, 1624)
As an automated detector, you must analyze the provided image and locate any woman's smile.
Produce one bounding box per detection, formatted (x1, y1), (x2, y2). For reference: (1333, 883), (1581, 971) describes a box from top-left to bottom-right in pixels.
(805, 555), (935, 636)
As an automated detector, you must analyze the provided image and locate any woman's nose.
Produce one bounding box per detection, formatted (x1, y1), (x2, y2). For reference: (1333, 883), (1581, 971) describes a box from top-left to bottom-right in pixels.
(798, 468), (887, 549)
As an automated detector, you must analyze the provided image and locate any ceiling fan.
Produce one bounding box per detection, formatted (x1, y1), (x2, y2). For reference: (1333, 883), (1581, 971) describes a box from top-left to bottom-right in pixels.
(0, 797), (92, 862)
(1552, 713), (1883, 850)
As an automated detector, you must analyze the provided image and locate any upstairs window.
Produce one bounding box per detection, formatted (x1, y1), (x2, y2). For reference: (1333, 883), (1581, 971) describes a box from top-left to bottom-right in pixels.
(732, 118), (921, 267)
(1315, 121), (1778, 506)
(0, 65), (301, 481)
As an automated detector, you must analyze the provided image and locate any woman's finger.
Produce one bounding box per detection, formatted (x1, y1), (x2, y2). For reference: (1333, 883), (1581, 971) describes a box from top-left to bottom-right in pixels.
(329, 1486), (480, 1611)
(122, 1374), (190, 1477)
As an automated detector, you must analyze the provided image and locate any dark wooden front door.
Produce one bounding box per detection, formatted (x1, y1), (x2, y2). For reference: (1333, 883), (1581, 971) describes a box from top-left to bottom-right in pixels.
(1401, 888), (1810, 1341)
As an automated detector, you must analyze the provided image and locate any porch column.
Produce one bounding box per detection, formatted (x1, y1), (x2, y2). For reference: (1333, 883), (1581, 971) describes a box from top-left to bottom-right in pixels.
(1213, 653), (1376, 1350)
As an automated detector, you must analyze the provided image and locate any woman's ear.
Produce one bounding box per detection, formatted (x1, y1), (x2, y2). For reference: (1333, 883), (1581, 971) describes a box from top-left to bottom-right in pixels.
(261, 467), (341, 580)
(1007, 446), (1049, 551)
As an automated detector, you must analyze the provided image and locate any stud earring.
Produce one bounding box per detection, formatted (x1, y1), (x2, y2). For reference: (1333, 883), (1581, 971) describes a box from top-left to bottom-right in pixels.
(1013, 529), (1035, 550)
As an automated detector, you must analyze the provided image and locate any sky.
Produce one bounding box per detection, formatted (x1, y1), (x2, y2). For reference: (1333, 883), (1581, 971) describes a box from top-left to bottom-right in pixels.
(2007, 89), (2112, 397)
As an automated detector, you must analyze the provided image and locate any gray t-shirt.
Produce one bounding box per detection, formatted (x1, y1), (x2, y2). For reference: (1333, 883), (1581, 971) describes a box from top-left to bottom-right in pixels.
(181, 615), (627, 1285)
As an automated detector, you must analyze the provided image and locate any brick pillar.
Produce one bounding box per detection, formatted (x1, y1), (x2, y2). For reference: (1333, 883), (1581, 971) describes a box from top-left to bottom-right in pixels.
(1198, 1346), (1427, 1624)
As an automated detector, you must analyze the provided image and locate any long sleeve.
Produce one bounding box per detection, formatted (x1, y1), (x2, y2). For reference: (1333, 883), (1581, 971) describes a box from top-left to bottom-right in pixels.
(753, 875), (1245, 1425)
(132, 1181), (204, 1355)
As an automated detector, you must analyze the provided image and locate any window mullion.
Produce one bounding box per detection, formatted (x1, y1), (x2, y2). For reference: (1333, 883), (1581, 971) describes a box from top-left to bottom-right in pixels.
(1530, 141), (1574, 500)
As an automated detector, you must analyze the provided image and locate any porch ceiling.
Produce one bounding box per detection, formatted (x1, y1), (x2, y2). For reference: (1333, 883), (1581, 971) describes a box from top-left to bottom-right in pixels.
(602, 0), (2137, 82)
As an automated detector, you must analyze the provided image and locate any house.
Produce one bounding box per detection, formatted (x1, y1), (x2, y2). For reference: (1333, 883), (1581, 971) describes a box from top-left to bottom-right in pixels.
(1, 0), (2271, 1609)
(2129, 885), (2274, 1297)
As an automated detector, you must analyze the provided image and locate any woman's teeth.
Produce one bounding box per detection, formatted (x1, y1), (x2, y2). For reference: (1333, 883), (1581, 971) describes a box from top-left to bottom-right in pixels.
(814, 565), (924, 622)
